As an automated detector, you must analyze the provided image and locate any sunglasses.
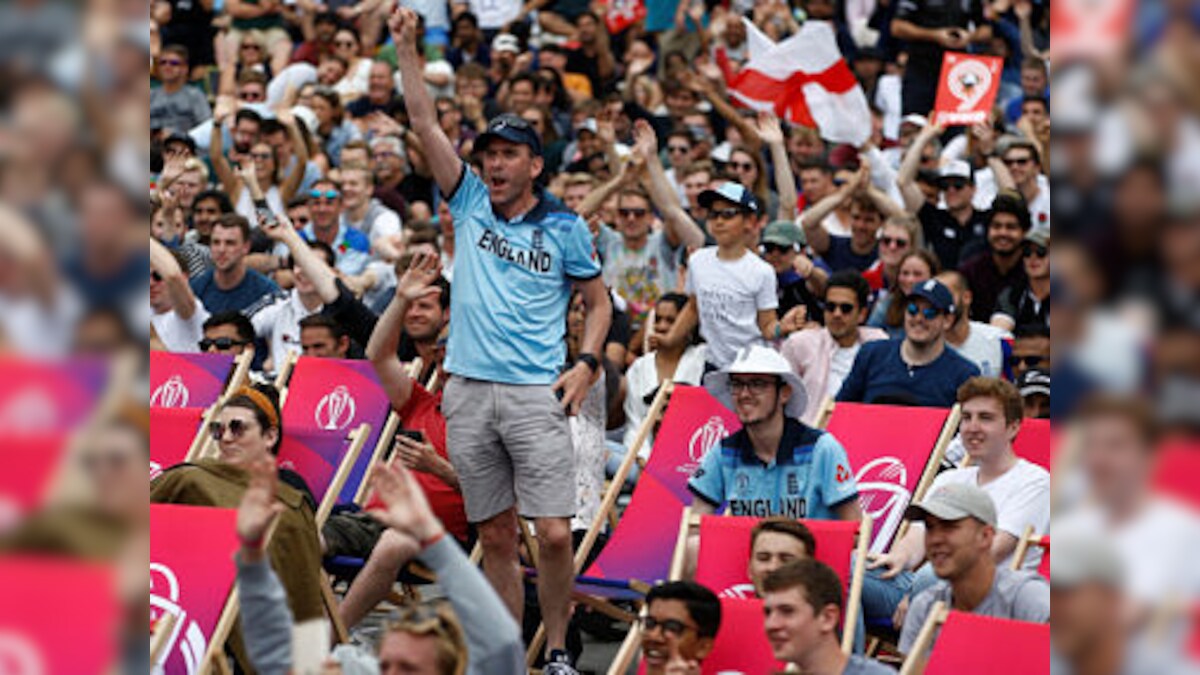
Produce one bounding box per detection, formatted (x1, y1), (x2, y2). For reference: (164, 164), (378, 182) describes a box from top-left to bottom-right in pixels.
(730, 161), (755, 172)
(1014, 355), (1047, 367)
(906, 303), (942, 320)
(667, 145), (691, 154)
(151, 270), (163, 282)
(208, 418), (256, 441)
(880, 236), (910, 248)
(250, 152), (273, 161)
(81, 452), (133, 473)
(1023, 244), (1048, 259)
(618, 208), (648, 218)
(159, 58), (185, 67)
(638, 616), (696, 638)
(199, 337), (248, 351)
(1004, 156), (1034, 167)
(710, 207), (746, 221)
(291, 215), (311, 225)
(826, 301), (857, 315)
(729, 377), (777, 393)
(760, 243), (792, 254)
(941, 179), (969, 190)
(241, 91), (265, 101)
(309, 189), (340, 200)
(334, 40), (358, 47)
(241, 43), (261, 50)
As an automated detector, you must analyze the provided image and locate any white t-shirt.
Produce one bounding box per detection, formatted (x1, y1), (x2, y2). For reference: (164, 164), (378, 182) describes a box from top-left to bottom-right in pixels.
(827, 344), (860, 400)
(974, 169), (1051, 231)
(685, 247), (777, 368)
(923, 459), (1050, 570)
(343, 200), (402, 248)
(251, 289), (322, 366)
(152, 299), (211, 353)
(949, 321), (1011, 378)
(235, 184), (286, 225)
(1055, 498), (1200, 605)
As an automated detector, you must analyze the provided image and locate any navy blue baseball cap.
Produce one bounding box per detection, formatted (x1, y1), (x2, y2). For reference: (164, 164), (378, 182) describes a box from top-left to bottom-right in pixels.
(906, 279), (955, 314)
(476, 114), (543, 157)
(698, 182), (759, 214)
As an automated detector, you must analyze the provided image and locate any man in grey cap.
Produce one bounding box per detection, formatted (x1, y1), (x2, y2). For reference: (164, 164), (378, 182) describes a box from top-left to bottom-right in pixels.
(898, 483), (1049, 664)
(760, 220), (826, 325)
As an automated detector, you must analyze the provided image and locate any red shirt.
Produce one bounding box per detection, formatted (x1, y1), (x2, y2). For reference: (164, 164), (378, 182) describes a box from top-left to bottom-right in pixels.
(366, 385), (469, 542)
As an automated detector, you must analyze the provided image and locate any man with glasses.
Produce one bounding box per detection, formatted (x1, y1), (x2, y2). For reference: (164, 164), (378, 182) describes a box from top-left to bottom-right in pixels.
(760, 221), (825, 326)
(782, 271), (887, 426)
(390, 10), (613, 673)
(837, 279), (979, 407)
(959, 191), (1031, 323)
(201, 311), (256, 355)
(151, 44), (212, 136)
(301, 178), (372, 275)
(999, 137), (1050, 231)
(370, 135), (410, 215)
(235, 70), (268, 104)
(689, 345), (862, 521)
(639, 581), (723, 674)
(190, 214), (282, 317)
(992, 228), (1049, 332)
(663, 130), (695, 203)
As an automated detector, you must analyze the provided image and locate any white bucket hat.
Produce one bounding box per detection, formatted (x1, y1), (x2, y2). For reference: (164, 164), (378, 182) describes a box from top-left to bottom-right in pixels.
(703, 345), (808, 420)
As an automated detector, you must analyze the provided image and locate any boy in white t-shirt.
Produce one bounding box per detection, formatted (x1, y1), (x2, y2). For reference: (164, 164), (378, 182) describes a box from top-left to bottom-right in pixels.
(863, 376), (1050, 623)
(659, 183), (806, 369)
(151, 237), (210, 353)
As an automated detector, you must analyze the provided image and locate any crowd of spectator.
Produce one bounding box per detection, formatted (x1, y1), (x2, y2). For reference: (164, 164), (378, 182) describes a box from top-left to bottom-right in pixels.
(145, 0), (1059, 670)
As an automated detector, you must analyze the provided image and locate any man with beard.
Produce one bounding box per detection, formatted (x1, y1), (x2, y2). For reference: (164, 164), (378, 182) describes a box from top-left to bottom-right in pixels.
(936, 271), (1011, 379)
(898, 483), (1049, 667)
(958, 192), (1031, 323)
(782, 271), (887, 426)
(837, 279), (978, 406)
(390, 9), (612, 673)
(689, 345), (862, 521)
(189, 214), (282, 317)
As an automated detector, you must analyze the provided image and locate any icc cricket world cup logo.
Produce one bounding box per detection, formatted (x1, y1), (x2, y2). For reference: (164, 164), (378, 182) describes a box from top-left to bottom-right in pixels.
(679, 417), (729, 474)
(151, 376), (191, 409)
(855, 457), (911, 554)
(314, 386), (356, 431)
(150, 563), (207, 675)
(0, 630), (45, 675)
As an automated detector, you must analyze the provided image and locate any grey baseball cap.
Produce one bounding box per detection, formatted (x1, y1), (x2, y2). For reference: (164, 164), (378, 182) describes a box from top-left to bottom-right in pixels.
(905, 483), (997, 527)
(1051, 534), (1124, 589)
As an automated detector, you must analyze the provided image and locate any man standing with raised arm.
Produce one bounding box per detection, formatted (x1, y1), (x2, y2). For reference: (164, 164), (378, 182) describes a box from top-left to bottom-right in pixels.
(389, 8), (612, 674)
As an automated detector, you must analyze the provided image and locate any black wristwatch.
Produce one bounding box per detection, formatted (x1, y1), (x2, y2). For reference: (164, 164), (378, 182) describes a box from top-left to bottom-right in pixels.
(577, 353), (600, 373)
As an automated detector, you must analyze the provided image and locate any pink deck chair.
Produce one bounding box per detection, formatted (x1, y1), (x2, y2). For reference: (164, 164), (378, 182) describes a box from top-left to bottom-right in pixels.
(901, 606), (1049, 675)
(1013, 418), (1054, 471)
(150, 351), (240, 409)
(150, 503), (241, 675)
(280, 357), (395, 504)
(149, 407), (206, 480)
(0, 356), (108, 432)
(0, 433), (67, 529)
(275, 424), (369, 524)
(1152, 440), (1200, 511)
(825, 403), (958, 554)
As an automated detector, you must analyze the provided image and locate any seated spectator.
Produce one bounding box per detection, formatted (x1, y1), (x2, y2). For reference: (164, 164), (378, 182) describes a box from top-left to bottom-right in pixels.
(861, 215), (921, 299)
(867, 249), (941, 338)
(150, 237), (209, 353)
(639, 581), (723, 675)
(190, 215), (283, 317)
(898, 483), (1050, 664)
(689, 345), (861, 520)
(959, 191), (1031, 323)
(763, 560), (895, 674)
(760, 221), (826, 325)
(991, 228), (1049, 332)
(201, 311), (256, 356)
(658, 182), (805, 369)
(748, 518), (818, 596)
(937, 271), (1012, 378)
(837, 279), (979, 407)
(1016, 369), (1050, 419)
(782, 270), (888, 425)
(1009, 324), (1051, 381)
(298, 314), (350, 358)
(624, 293), (708, 458)
(151, 385), (326, 667)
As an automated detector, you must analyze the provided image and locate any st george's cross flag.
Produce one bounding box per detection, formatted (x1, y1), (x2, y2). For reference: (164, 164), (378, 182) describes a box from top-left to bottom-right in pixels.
(725, 19), (871, 146)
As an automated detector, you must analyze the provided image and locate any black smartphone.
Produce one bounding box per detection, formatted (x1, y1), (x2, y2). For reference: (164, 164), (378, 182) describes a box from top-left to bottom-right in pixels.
(397, 429), (425, 443)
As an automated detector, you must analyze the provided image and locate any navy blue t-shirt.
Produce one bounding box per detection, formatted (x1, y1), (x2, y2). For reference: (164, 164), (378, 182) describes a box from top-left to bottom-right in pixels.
(190, 268), (282, 317)
(836, 338), (980, 407)
(823, 236), (878, 273)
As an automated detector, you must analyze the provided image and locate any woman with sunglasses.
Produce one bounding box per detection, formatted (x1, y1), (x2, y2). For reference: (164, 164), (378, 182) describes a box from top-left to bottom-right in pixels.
(210, 101), (310, 223)
(331, 27), (372, 101)
(151, 385), (327, 649)
(991, 228), (1049, 333)
(870, 249), (941, 338)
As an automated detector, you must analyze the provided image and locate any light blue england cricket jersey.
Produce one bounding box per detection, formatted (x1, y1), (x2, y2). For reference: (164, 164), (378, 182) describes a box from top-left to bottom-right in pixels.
(444, 166), (601, 385)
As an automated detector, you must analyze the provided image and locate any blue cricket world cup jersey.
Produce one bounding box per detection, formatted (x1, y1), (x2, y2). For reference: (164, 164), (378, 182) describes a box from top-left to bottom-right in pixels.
(444, 166), (602, 385)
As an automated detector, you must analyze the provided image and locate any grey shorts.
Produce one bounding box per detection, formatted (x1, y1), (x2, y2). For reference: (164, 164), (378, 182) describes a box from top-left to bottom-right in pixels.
(442, 375), (576, 523)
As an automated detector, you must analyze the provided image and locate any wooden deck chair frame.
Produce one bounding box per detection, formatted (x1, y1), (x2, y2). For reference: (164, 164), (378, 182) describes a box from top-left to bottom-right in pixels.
(1009, 525), (1043, 571)
(200, 423), (371, 673)
(525, 381), (676, 666)
(897, 601), (948, 675)
(892, 404), (961, 545)
(609, 510), (873, 674)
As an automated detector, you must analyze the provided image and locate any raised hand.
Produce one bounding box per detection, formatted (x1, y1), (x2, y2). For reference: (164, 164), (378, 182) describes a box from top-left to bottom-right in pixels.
(755, 112), (785, 145)
(396, 251), (443, 302)
(632, 118), (658, 160)
(367, 462), (444, 543)
(237, 456), (284, 554)
(388, 6), (420, 56)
